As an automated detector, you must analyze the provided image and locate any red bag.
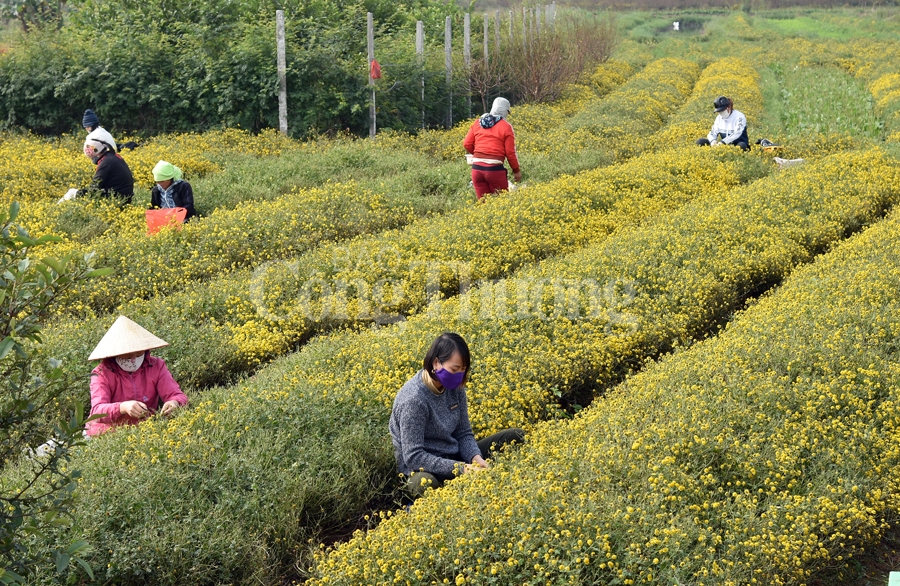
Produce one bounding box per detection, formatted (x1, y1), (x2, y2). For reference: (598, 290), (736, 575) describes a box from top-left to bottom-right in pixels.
(370, 59), (382, 80)
(145, 207), (188, 235)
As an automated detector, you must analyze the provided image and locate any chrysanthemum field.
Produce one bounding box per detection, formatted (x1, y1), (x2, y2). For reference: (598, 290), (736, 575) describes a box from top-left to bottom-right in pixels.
(4, 8), (900, 586)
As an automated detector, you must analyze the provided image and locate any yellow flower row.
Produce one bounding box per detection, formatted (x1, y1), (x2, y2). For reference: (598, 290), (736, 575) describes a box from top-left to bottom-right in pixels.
(302, 148), (900, 438)
(52, 147), (765, 586)
(377, 58), (640, 161)
(40, 146), (765, 393)
(48, 181), (417, 318)
(555, 58), (700, 161)
(308, 163), (900, 585)
(847, 39), (900, 139)
(653, 57), (762, 148)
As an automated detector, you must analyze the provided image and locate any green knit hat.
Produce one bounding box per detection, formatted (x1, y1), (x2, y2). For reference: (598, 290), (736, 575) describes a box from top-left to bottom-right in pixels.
(152, 160), (183, 182)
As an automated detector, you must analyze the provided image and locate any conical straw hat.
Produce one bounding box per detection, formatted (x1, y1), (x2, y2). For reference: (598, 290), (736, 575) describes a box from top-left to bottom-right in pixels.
(88, 316), (169, 361)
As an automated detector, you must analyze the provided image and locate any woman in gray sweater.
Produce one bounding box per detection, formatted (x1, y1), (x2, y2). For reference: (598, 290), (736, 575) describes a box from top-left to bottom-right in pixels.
(389, 332), (524, 498)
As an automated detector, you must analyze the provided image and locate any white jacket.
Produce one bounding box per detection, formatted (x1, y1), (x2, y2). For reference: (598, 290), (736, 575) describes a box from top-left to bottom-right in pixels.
(707, 109), (747, 145)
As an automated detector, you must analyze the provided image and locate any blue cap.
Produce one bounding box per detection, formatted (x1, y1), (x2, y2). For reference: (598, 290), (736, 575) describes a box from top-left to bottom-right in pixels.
(82, 109), (100, 129)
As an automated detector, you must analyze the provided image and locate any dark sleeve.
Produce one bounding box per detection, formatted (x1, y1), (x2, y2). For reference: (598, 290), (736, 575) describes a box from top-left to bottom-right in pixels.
(150, 185), (161, 209)
(77, 159), (112, 198)
(174, 181), (197, 220)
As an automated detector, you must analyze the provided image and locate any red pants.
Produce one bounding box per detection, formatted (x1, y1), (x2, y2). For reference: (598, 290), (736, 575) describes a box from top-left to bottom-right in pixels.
(471, 168), (508, 200)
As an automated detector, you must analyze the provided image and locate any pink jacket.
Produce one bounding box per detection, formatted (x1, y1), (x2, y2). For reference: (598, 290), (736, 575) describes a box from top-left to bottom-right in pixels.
(87, 353), (188, 436)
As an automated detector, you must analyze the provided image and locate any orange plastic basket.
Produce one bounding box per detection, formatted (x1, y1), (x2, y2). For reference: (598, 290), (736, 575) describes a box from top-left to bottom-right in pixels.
(145, 207), (188, 235)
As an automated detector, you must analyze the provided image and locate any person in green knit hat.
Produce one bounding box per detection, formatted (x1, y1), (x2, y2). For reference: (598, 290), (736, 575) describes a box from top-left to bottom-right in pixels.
(150, 160), (197, 221)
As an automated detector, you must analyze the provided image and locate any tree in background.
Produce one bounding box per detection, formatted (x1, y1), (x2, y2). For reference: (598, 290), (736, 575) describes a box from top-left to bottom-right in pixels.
(469, 10), (618, 109)
(0, 202), (110, 584)
(0, 0), (463, 135)
(0, 0), (615, 136)
(0, 0), (66, 31)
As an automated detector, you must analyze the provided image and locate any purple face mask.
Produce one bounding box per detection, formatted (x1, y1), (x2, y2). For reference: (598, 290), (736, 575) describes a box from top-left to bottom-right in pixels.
(433, 365), (465, 390)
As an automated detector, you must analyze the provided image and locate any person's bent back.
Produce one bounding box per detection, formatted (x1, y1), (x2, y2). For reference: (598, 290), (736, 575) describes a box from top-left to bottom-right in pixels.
(81, 132), (135, 202)
(463, 97), (522, 200)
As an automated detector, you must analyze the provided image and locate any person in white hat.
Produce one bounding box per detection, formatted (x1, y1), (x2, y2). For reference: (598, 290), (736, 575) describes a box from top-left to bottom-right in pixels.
(462, 97), (522, 201)
(58, 129), (134, 204)
(86, 316), (188, 437)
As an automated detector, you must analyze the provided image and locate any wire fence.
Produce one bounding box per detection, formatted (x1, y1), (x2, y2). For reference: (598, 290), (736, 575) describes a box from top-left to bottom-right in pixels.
(276, 3), (561, 137)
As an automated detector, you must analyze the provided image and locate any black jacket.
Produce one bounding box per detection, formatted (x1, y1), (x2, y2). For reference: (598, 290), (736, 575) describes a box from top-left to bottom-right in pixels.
(150, 180), (197, 221)
(82, 152), (135, 202)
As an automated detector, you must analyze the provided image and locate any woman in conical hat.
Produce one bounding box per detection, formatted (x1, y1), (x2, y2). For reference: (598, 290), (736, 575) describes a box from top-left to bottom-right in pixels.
(86, 316), (188, 437)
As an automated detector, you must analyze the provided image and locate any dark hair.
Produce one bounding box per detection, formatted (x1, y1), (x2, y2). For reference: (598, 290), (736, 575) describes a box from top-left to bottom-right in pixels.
(423, 333), (471, 380)
(713, 95), (733, 112)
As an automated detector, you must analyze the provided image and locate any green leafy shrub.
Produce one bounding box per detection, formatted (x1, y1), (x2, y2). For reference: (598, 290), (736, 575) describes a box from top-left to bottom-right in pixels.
(0, 202), (110, 583)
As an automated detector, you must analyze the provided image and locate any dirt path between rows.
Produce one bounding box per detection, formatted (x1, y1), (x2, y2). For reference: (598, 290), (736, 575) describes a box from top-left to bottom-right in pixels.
(811, 523), (900, 586)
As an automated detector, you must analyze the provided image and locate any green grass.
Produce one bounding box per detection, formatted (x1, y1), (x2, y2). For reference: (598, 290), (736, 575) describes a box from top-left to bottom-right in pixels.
(615, 8), (888, 152)
(185, 142), (469, 215)
(754, 14), (861, 40)
(767, 64), (883, 142)
(754, 8), (900, 41)
(756, 62), (784, 140)
(619, 7), (900, 53)
(621, 12), (716, 44)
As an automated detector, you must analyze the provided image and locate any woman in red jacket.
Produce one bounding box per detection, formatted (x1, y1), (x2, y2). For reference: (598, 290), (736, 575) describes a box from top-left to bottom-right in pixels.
(463, 97), (522, 200)
(86, 316), (188, 437)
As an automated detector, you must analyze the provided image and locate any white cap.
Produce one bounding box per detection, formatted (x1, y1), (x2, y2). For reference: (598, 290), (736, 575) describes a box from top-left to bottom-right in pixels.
(88, 316), (168, 361)
(490, 97), (511, 119)
(84, 127), (117, 153)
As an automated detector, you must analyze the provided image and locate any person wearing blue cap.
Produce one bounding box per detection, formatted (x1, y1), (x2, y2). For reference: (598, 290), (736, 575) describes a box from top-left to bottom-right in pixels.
(82, 109), (100, 132)
(82, 109), (118, 152)
(696, 96), (749, 151)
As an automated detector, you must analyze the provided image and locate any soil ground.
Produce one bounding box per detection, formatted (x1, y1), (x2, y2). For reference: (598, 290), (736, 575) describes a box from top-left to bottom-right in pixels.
(811, 524), (900, 586)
